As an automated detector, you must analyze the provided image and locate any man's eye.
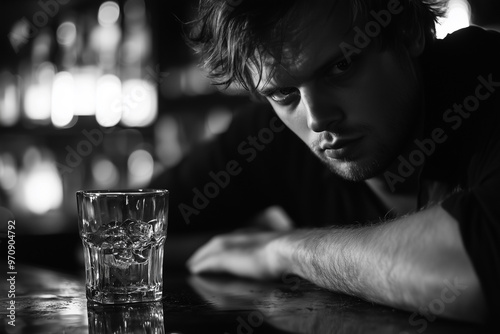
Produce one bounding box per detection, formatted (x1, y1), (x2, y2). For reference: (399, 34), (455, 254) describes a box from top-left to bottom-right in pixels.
(330, 58), (352, 76)
(269, 87), (300, 104)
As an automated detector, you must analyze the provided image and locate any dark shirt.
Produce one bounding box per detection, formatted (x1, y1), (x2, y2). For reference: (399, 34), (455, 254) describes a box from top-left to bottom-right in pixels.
(150, 26), (500, 319)
(421, 26), (500, 320)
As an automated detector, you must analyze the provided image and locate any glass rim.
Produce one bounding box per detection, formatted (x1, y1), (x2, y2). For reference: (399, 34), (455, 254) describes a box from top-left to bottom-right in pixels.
(77, 189), (168, 196)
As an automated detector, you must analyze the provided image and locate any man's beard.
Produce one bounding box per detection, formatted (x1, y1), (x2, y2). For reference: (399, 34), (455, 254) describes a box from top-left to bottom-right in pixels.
(314, 150), (385, 181)
(311, 123), (418, 182)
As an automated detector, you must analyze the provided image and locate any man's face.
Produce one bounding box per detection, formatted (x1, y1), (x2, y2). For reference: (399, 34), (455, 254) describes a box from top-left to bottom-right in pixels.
(253, 2), (423, 181)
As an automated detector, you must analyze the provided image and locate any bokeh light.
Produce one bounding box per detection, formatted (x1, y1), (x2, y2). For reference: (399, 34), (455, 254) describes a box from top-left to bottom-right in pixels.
(56, 22), (77, 46)
(73, 67), (98, 116)
(98, 1), (120, 27)
(0, 72), (20, 126)
(96, 74), (122, 127)
(20, 148), (63, 215)
(51, 71), (75, 128)
(205, 107), (233, 137)
(23, 163), (63, 215)
(127, 149), (154, 187)
(24, 84), (52, 121)
(24, 62), (55, 122)
(154, 115), (183, 168)
(0, 153), (18, 191)
(92, 157), (119, 188)
(120, 79), (157, 127)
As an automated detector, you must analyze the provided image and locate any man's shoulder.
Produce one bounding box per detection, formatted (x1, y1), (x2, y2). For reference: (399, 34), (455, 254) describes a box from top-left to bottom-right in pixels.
(421, 26), (500, 184)
(425, 26), (500, 68)
(422, 26), (500, 103)
(441, 25), (500, 45)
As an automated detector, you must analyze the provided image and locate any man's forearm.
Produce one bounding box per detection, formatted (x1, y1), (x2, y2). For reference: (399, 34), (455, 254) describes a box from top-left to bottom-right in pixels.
(271, 205), (487, 322)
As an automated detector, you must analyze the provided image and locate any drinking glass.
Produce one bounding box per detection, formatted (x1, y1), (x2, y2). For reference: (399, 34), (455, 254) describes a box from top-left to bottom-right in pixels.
(76, 189), (168, 304)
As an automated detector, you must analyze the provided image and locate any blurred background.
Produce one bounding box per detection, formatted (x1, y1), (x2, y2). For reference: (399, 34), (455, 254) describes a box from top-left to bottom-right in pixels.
(0, 0), (498, 271)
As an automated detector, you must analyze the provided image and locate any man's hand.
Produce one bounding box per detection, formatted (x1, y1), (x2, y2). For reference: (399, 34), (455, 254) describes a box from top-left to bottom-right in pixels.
(187, 230), (286, 280)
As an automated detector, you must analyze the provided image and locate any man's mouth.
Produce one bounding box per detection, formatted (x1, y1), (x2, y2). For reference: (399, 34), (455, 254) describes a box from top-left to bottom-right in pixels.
(320, 136), (364, 160)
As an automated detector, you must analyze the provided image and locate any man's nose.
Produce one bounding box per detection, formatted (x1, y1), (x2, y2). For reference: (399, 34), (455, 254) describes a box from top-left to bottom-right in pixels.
(301, 84), (344, 132)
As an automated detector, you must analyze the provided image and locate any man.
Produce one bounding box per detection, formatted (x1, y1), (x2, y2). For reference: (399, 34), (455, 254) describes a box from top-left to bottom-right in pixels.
(151, 0), (500, 323)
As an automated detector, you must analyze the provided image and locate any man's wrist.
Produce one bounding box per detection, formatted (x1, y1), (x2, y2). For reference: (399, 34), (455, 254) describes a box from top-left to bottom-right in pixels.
(267, 229), (314, 278)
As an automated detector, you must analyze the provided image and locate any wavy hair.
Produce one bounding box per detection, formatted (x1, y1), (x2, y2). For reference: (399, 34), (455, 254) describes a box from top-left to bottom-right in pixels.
(187, 0), (448, 93)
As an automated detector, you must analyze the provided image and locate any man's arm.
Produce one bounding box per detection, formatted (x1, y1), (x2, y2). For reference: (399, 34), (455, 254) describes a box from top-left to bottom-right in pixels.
(187, 205), (488, 323)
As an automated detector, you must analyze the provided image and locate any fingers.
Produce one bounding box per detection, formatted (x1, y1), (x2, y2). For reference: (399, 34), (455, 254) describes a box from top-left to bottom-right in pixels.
(187, 243), (257, 278)
(186, 235), (225, 272)
(186, 231), (284, 279)
(186, 234), (242, 273)
(187, 249), (228, 275)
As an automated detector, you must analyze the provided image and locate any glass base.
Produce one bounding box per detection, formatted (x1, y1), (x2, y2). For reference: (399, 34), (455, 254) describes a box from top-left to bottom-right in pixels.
(87, 287), (163, 304)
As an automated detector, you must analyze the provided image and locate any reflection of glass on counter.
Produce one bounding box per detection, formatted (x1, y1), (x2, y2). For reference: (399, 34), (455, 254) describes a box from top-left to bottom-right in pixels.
(87, 301), (165, 334)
